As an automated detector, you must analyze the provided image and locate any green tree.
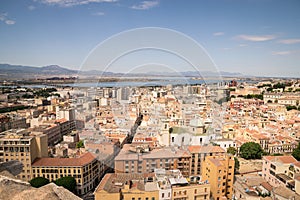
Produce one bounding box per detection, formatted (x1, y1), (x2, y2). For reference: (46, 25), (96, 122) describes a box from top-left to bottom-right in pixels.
(240, 142), (263, 159)
(234, 157), (240, 174)
(227, 147), (237, 155)
(29, 177), (50, 188)
(292, 142), (300, 161)
(55, 176), (76, 192)
(76, 140), (84, 148)
(286, 105), (297, 111)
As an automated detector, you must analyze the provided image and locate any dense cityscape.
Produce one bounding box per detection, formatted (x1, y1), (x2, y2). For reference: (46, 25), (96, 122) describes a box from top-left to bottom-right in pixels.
(0, 77), (300, 200)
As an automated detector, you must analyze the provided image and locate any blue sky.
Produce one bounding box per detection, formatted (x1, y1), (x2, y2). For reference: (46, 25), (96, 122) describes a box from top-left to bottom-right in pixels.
(0, 0), (300, 77)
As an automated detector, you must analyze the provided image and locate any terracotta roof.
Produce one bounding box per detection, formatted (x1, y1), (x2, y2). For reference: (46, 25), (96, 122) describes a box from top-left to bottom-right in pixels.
(260, 182), (272, 192)
(264, 156), (297, 164)
(32, 152), (96, 167)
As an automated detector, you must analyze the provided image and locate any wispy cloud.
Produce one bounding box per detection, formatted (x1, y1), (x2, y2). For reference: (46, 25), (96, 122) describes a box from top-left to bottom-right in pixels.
(131, 1), (159, 10)
(92, 11), (105, 16)
(0, 13), (16, 25)
(278, 39), (300, 44)
(236, 34), (276, 42)
(213, 32), (224, 36)
(239, 44), (248, 47)
(35, 0), (117, 7)
(28, 5), (36, 10)
(271, 51), (291, 56)
(5, 20), (16, 25)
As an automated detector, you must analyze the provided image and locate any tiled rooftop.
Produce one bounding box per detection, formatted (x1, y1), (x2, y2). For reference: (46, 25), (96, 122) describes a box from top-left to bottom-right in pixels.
(32, 152), (96, 167)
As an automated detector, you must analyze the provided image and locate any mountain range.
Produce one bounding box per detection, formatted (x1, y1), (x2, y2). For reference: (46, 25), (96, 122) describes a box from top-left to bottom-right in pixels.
(0, 64), (244, 79)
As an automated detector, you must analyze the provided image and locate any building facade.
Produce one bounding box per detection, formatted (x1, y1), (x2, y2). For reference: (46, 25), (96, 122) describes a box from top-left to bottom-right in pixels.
(201, 155), (235, 200)
(32, 152), (101, 195)
(0, 129), (48, 181)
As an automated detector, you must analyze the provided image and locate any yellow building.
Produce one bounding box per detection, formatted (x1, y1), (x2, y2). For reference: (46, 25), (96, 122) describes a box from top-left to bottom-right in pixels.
(201, 155), (235, 200)
(188, 145), (225, 176)
(0, 129), (48, 181)
(172, 183), (210, 200)
(31, 152), (100, 196)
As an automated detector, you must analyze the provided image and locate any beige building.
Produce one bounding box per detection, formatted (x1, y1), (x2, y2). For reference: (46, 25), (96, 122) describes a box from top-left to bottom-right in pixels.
(29, 124), (61, 146)
(201, 155), (235, 200)
(31, 152), (101, 196)
(0, 129), (48, 181)
(114, 144), (191, 177)
(0, 114), (27, 132)
(94, 169), (210, 200)
(94, 173), (159, 200)
(262, 156), (297, 188)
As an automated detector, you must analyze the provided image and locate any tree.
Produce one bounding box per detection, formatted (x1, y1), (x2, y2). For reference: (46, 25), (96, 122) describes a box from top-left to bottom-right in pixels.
(29, 177), (50, 188)
(76, 140), (84, 148)
(227, 147), (237, 155)
(292, 142), (300, 161)
(234, 157), (240, 174)
(286, 105), (297, 111)
(55, 176), (76, 192)
(240, 142), (263, 159)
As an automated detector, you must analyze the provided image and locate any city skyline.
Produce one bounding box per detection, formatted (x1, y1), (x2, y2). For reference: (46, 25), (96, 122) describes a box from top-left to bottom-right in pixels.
(0, 0), (300, 77)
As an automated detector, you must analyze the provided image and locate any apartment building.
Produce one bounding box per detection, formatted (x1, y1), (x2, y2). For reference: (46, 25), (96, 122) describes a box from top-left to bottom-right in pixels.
(201, 155), (235, 200)
(0, 129), (48, 181)
(29, 124), (61, 146)
(114, 144), (191, 177)
(262, 156), (297, 188)
(31, 152), (101, 195)
(0, 114), (27, 132)
(188, 145), (226, 176)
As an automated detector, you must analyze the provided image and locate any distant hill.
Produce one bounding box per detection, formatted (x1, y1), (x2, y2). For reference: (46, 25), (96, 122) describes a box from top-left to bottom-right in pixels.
(0, 63), (244, 79)
(0, 64), (78, 79)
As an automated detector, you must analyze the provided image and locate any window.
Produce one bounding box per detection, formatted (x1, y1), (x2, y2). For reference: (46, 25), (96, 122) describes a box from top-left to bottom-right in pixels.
(194, 189), (197, 194)
(172, 137), (174, 143)
(151, 198), (155, 200)
(270, 164), (276, 170)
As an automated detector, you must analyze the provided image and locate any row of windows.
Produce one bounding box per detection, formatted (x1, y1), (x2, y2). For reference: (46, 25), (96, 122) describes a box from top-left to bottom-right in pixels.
(1, 140), (30, 145)
(131, 198), (155, 200)
(33, 168), (82, 174)
(2, 147), (30, 152)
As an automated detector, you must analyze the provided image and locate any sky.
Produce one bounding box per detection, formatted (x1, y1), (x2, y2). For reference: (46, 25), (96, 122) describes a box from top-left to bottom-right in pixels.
(0, 0), (300, 77)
